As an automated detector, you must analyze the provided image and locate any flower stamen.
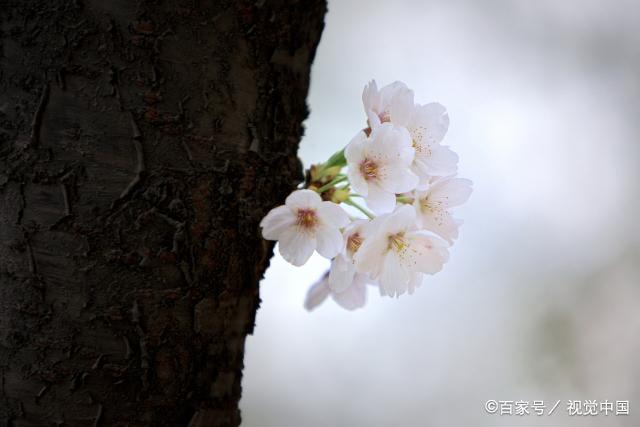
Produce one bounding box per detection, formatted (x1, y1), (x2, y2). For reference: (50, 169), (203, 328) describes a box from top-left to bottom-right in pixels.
(360, 159), (379, 181)
(347, 232), (363, 256)
(388, 232), (407, 253)
(296, 208), (318, 230)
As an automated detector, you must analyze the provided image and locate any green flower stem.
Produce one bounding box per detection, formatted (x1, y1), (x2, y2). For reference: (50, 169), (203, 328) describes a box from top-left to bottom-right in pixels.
(315, 175), (348, 193)
(344, 198), (374, 219)
(324, 148), (347, 169)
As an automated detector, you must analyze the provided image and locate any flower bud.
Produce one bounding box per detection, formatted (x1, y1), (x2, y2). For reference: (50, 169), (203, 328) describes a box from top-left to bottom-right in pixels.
(331, 187), (350, 203)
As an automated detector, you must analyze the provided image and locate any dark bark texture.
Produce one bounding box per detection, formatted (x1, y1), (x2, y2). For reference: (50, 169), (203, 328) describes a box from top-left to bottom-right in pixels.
(0, 0), (326, 425)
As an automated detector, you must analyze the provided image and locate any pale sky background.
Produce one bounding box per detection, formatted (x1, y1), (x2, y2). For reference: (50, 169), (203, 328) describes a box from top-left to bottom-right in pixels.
(241, 1), (640, 426)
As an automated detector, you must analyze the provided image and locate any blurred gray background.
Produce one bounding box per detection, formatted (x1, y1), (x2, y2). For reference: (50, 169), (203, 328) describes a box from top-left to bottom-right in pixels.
(240, 0), (640, 425)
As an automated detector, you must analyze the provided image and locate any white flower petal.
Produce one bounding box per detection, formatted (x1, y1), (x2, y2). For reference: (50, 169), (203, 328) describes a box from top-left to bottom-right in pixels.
(421, 145), (459, 177)
(404, 233), (449, 274)
(315, 224), (343, 259)
(278, 228), (316, 266)
(285, 189), (321, 209)
(347, 166), (369, 197)
(380, 252), (409, 297)
(304, 273), (331, 311)
(353, 225), (388, 277)
(419, 208), (460, 244)
(362, 79), (379, 112)
(413, 102), (449, 143)
(388, 204), (418, 233)
(379, 162), (419, 194)
(260, 205), (295, 240)
(317, 201), (349, 228)
(345, 131), (367, 162)
(387, 87), (415, 127)
(328, 255), (356, 293)
(365, 185), (396, 214)
(331, 275), (367, 310)
(430, 177), (473, 207)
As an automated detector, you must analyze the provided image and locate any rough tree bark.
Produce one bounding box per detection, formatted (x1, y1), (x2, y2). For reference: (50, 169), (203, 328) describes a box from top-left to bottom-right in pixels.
(0, 1), (326, 425)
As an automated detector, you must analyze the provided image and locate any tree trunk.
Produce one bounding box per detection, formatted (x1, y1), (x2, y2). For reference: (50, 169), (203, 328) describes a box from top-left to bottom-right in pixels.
(0, 1), (326, 425)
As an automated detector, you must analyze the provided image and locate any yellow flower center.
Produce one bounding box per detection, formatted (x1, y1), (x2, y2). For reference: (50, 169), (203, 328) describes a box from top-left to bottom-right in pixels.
(388, 232), (407, 253)
(360, 159), (378, 181)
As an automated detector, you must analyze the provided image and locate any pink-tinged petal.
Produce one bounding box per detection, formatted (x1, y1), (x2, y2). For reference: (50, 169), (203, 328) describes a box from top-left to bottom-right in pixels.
(260, 205), (295, 240)
(345, 131), (368, 162)
(285, 189), (321, 209)
(364, 184), (396, 214)
(378, 163), (419, 194)
(380, 81), (413, 109)
(419, 208), (460, 244)
(318, 201), (349, 228)
(411, 155), (432, 180)
(387, 204), (418, 233)
(373, 124), (412, 157)
(422, 145), (459, 176)
(388, 88), (415, 127)
(278, 228), (316, 266)
(413, 102), (449, 143)
(362, 80), (381, 129)
(366, 109), (382, 129)
(344, 218), (370, 241)
(331, 276), (367, 310)
(404, 233), (450, 274)
(353, 226), (388, 277)
(347, 166), (369, 197)
(328, 255), (356, 293)
(398, 141), (416, 165)
(362, 79), (379, 111)
(315, 224), (343, 259)
(304, 273), (331, 311)
(430, 177), (473, 207)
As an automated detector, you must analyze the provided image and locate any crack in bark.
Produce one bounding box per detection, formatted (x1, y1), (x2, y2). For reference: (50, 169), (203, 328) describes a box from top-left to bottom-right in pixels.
(92, 403), (103, 427)
(29, 83), (50, 148)
(111, 114), (146, 208)
(22, 229), (38, 276)
(35, 384), (48, 403)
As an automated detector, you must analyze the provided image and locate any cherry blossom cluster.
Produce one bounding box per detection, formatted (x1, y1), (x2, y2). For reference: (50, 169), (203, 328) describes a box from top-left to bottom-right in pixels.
(260, 80), (472, 311)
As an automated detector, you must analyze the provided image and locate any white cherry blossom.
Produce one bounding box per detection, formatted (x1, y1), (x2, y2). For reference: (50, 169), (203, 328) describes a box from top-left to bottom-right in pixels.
(305, 220), (378, 311)
(413, 176), (473, 243)
(345, 123), (418, 213)
(328, 220), (374, 292)
(354, 205), (449, 297)
(260, 189), (349, 266)
(259, 79), (471, 311)
(304, 270), (372, 311)
(403, 103), (458, 186)
(362, 80), (415, 129)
